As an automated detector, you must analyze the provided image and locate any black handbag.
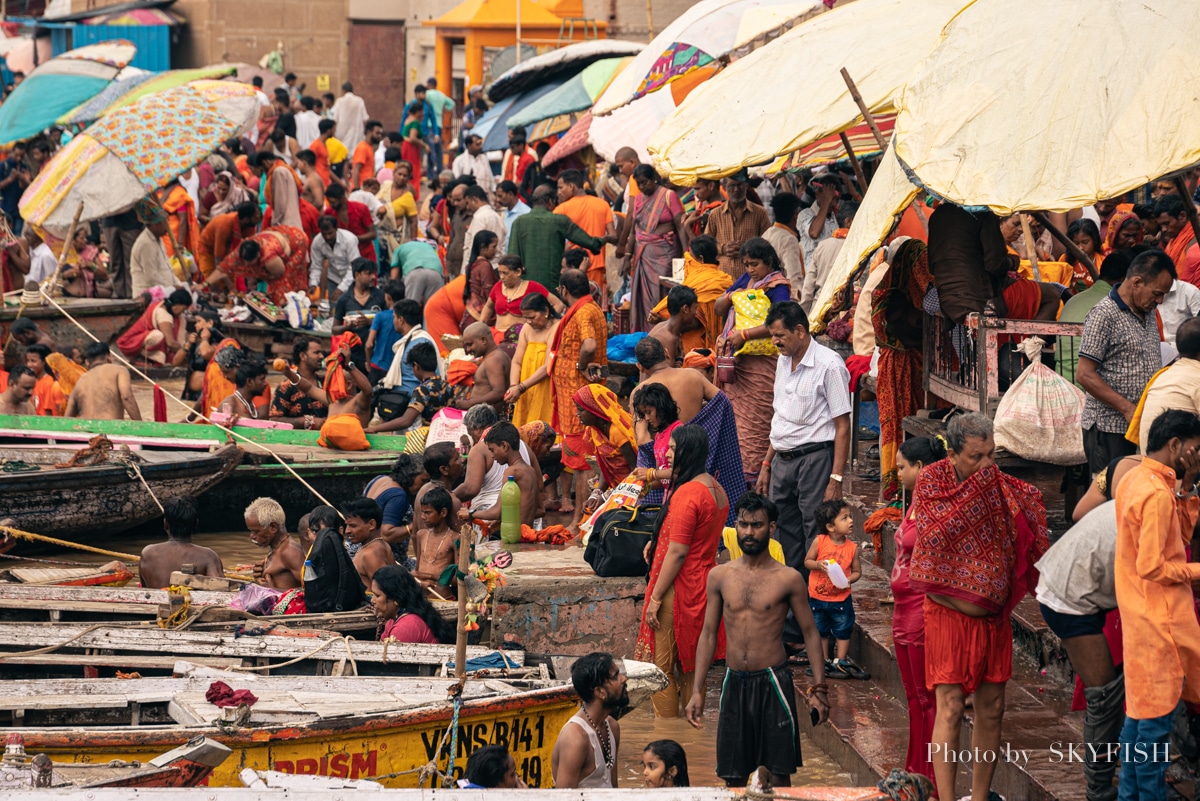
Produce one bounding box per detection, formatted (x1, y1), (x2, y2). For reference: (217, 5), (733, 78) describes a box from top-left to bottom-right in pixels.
(374, 387), (411, 422)
(584, 503), (662, 578)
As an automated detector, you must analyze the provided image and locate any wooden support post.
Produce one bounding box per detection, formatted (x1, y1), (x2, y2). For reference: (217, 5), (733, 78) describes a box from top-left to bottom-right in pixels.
(455, 524), (471, 680)
(838, 131), (869, 195)
(44, 202), (85, 294)
(1019, 214), (1042, 282)
(1173, 175), (1200, 255)
(1032, 211), (1097, 281)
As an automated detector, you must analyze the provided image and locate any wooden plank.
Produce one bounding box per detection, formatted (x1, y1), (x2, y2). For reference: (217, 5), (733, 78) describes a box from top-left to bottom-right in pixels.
(0, 788), (865, 800)
(0, 653), (234, 669)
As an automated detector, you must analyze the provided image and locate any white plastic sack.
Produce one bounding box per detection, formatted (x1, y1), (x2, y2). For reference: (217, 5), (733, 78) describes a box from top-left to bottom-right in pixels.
(283, 291), (313, 330)
(426, 408), (467, 449)
(994, 338), (1086, 465)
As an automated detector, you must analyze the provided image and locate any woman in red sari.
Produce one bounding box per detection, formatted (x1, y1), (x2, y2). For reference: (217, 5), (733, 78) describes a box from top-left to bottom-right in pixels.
(207, 226), (308, 304)
(634, 424), (728, 718)
(572, 383), (636, 491)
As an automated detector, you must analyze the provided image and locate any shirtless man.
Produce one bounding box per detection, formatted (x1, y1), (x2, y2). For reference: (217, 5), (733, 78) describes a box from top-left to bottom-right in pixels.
(551, 652), (627, 788)
(634, 335), (718, 435)
(647, 285), (702, 366)
(0, 365), (37, 415)
(686, 493), (830, 787)
(343, 497), (394, 588)
(218, 360), (269, 421)
(65, 342), (142, 420)
(455, 322), (511, 411)
(9, 317), (55, 350)
(471, 421), (543, 526)
(415, 441), (464, 521)
(245, 497), (304, 590)
(295, 149), (325, 209)
(325, 342), (374, 427)
(139, 495), (224, 589)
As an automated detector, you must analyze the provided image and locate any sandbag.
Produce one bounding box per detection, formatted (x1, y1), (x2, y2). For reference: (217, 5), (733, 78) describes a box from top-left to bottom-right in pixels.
(994, 337), (1085, 465)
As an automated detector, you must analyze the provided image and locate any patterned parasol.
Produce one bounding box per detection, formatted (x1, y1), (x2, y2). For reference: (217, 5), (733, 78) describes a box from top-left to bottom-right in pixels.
(20, 81), (258, 236)
(58, 65), (239, 126)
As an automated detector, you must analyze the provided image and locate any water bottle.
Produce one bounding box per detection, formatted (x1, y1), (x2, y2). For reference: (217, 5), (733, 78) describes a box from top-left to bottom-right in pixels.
(500, 476), (522, 544)
(302, 559), (316, 582)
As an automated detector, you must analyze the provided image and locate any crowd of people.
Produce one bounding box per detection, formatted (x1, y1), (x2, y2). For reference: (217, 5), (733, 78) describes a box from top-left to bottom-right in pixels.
(8, 70), (1200, 798)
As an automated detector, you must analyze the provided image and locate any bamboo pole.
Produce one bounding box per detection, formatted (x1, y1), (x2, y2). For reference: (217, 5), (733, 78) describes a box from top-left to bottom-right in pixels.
(1031, 211), (1097, 281)
(1173, 175), (1200, 254)
(44, 201), (85, 295)
(454, 523), (470, 680)
(1019, 214), (1042, 283)
(838, 131), (869, 195)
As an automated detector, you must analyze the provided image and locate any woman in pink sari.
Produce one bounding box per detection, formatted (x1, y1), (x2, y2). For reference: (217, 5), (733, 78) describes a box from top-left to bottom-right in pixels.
(626, 165), (684, 332)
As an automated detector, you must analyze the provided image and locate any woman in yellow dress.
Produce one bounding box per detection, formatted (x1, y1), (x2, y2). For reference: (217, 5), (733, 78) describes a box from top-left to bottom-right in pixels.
(504, 293), (559, 427)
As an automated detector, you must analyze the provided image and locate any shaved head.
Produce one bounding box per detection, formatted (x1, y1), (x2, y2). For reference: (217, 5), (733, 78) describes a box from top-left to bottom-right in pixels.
(614, 147), (638, 162)
(462, 322), (494, 357)
(464, 322), (491, 341)
(532, 184), (554, 207)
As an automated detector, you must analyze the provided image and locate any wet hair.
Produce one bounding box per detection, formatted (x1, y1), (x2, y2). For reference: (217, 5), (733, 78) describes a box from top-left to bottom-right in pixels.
(85, 341), (110, 362)
(770, 192), (802, 225)
(632, 164), (659, 184)
(764, 300), (809, 332)
(635, 335), (668, 369)
(562, 249), (589, 270)
(235, 359), (267, 389)
(644, 740), (690, 787)
(1178, 318), (1200, 360)
(520, 292), (559, 319)
(464, 744), (512, 788)
(898, 436), (946, 467)
(945, 412), (994, 452)
(688, 235), (719, 265)
(1099, 248), (1133, 284)
(163, 495), (199, 540)
(1128, 248), (1176, 282)
(10, 317), (36, 335)
(393, 298), (422, 326)
(631, 383), (678, 433)
(423, 441), (459, 478)
(464, 403), (498, 431)
(669, 425), (709, 488)
(571, 651), (617, 703)
(666, 285), (697, 315)
(558, 268), (589, 300)
(464, 230), (500, 302)
(341, 497), (382, 528)
(7, 364), (33, 383)
(484, 421), (521, 451)
(735, 492), (778, 523)
(422, 485), (453, 517)
(389, 452), (427, 491)
(740, 237), (781, 272)
(1147, 409), (1200, 453)
(815, 499), (850, 533)
(371, 565), (455, 643)
(308, 505), (342, 533)
(559, 169), (585, 189)
(405, 340), (438, 373)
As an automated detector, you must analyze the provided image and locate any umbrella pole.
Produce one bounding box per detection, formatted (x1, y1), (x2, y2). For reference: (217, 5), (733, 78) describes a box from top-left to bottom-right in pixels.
(1031, 211), (1097, 281)
(146, 194), (191, 282)
(1019, 214), (1042, 282)
(838, 131), (869, 195)
(840, 67), (929, 234)
(45, 201), (85, 294)
(1173, 176), (1200, 253)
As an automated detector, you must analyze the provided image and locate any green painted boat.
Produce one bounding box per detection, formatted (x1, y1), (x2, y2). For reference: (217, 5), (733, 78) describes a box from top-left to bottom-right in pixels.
(0, 416), (412, 532)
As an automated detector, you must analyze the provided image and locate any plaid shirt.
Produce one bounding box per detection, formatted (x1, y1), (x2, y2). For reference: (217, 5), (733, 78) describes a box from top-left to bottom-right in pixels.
(1079, 288), (1161, 433)
(704, 201), (770, 278)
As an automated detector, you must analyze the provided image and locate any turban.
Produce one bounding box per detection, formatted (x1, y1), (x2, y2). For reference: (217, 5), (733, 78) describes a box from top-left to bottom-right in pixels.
(682, 348), (716, 370)
(134, 197), (167, 226)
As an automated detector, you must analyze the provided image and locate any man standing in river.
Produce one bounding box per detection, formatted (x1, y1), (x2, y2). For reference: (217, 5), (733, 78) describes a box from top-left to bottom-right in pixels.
(245, 497), (304, 590)
(139, 496), (224, 589)
(552, 651), (627, 788)
(686, 492), (830, 787)
(65, 342), (141, 421)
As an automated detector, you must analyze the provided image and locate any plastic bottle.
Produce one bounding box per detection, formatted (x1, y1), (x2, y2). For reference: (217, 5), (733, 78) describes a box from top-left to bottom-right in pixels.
(500, 476), (522, 544)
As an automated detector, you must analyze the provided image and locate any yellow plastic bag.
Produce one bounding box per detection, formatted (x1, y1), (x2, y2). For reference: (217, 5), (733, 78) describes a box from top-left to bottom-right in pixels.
(730, 289), (778, 356)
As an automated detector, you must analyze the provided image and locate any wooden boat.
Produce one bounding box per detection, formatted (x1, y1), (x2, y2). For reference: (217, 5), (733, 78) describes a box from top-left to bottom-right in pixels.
(0, 732), (231, 789)
(0, 442), (241, 549)
(0, 565), (135, 587)
(0, 662), (667, 788)
(0, 416), (407, 532)
(0, 297), (143, 347)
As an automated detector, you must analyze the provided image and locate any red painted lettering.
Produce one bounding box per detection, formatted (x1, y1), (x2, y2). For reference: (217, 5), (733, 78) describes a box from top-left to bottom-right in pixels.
(330, 753), (350, 778)
(351, 751), (377, 779)
(296, 758), (319, 775)
(274, 761), (294, 774)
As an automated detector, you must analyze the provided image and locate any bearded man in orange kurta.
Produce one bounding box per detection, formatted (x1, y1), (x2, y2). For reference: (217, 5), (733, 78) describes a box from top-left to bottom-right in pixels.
(1114, 408), (1200, 800)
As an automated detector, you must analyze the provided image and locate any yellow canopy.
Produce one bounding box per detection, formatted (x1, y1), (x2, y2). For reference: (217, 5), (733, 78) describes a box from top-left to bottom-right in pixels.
(427, 0), (565, 29)
(894, 0), (1200, 214)
(808, 147), (917, 332)
(647, 0), (967, 185)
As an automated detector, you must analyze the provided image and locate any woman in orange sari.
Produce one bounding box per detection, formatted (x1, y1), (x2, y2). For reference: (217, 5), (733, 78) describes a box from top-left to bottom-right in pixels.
(572, 383), (636, 491)
(160, 178), (200, 267)
(1103, 210), (1144, 254)
(207, 227), (308, 304)
(188, 338), (270, 421)
(424, 274), (466, 356)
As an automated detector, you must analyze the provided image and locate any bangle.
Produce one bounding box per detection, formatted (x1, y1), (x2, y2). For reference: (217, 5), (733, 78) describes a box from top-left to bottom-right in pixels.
(646, 468), (656, 482)
(805, 683), (829, 697)
(761, 459), (771, 468)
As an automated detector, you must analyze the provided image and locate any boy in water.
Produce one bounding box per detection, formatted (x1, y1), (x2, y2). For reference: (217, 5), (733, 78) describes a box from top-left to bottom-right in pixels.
(803, 500), (867, 680)
(413, 486), (458, 599)
(139, 496), (224, 589)
(344, 498), (394, 588)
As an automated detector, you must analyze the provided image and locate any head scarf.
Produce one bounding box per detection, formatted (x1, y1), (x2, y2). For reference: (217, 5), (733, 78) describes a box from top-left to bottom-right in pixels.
(213, 341), (244, 370)
(134, 197), (167, 226)
(572, 384), (635, 445)
(682, 349), (716, 370)
(1103, 210), (1143, 254)
(209, 170), (253, 217)
(519, 420), (556, 454)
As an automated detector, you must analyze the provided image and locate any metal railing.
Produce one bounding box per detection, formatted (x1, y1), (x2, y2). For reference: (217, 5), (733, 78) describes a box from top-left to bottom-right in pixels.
(923, 312), (1084, 415)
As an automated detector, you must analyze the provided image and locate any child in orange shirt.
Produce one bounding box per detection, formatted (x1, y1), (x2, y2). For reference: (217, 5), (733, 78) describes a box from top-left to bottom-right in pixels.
(413, 486), (458, 600)
(804, 499), (867, 680)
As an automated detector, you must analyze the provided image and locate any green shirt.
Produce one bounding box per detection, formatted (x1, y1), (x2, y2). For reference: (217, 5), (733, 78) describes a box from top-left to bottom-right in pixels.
(1058, 279), (1112, 386)
(507, 207), (604, 290)
(391, 241), (443, 276)
(425, 89), (456, 121)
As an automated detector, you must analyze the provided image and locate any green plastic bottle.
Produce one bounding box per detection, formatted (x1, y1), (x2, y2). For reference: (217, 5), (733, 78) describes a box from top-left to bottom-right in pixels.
(500, 476), (522, 544)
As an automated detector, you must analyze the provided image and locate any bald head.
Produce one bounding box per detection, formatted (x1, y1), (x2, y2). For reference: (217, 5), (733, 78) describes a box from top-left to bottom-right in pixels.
(462, 322), (495, 357)
(1178, 316), (1200, 360)
(614, 147), (638, 162)
(531, 184), (554, 207)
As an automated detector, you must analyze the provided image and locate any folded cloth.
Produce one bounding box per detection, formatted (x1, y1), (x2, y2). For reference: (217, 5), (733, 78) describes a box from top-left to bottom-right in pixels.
(863, 504), (903, 552)
(447, 359), (478, 387)
(520, 523), (573, 544)
(845, 353), (872, 393)
(445, 650), (522, 672)
(318, 413), (370, 450)
(205, 680), (259, 708)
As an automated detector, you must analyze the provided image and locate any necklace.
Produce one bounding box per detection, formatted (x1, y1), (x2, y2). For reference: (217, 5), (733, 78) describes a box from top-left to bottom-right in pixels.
(423, 529), (452, 565)
(234, 391), (258, 419)
(579, 705), (614, 769)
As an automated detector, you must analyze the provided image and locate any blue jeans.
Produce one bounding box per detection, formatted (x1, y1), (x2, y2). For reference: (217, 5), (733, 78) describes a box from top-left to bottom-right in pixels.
(425, 135), (443, 180)
(1118, 710), (1175, 801)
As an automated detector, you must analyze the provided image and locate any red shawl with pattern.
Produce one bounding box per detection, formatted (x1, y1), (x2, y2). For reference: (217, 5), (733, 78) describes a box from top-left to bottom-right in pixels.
(909, 459), (1049, 616)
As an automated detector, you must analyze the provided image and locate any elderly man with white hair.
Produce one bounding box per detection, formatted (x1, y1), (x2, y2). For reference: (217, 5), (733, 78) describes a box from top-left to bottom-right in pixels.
(245, 497), (305, 590)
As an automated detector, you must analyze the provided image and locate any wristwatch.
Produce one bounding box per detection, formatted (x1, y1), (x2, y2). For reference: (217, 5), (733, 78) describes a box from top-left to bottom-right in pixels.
(830, 474), (844, 483)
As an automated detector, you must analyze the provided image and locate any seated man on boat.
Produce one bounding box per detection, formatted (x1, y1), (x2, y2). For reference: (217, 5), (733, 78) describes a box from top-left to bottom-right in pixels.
(270, 336), (328, 431)
(115, 288), (191, 367)
(139, 495), (224, 589)
(343, 498), (395, 589)
(25, 343), (64, 416)
(9, 317), (55, 351)
(65, 342), (141, 421)
(218, 360), (271, 423)
(0, 364), (36, 415)
(245, 497), (304, 590)
(317, 342), (374, 451)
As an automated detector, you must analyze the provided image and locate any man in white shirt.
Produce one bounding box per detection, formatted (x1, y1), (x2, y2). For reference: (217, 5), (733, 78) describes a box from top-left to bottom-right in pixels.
(452, 134), (495, 197)
(129, 202), (186, 296)
(26, 227), (57, 284)
(294, 96), (323, 149)
(309, 215), (360, 298)
(802, 201), (858, 312)
(762, 192), (804, 298)
(496, 181), (530, 235)
(758, 300), (851, 582)
(461, 185), (507, 268)
(331, 82), (370, 151)
(796, 180), (840, 269)
(1159, 278), (1200, 346)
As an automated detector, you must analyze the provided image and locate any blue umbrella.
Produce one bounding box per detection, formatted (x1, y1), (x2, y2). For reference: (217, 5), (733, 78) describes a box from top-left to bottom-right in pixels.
(475, 81), (564, 152)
